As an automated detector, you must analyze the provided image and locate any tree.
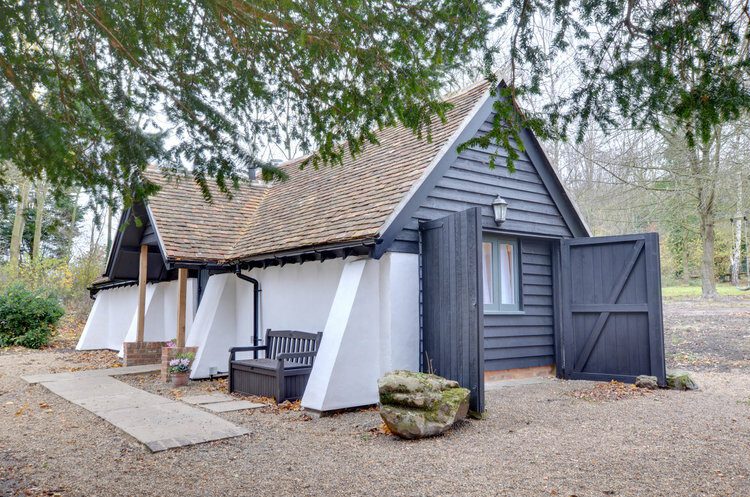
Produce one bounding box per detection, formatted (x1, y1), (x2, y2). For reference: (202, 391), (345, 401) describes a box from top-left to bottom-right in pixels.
(31, 175), (47, 260)
(493, 0), (750, 297)
(0, 0), (491, 205)
(8, 179), (30, 269)
(0, 186), (84, 261)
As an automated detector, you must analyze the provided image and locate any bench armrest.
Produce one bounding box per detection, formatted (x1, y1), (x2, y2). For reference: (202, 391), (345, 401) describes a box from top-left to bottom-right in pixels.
(229, 345), (267, 362)
(276, 351), (318, 372)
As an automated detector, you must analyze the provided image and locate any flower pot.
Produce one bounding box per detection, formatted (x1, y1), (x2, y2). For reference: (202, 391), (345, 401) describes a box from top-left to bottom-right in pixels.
(171, 372), (189, 387)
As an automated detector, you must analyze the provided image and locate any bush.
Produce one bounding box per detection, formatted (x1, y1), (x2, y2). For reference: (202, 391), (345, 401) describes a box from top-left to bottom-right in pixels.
(0, 283), (64, 349)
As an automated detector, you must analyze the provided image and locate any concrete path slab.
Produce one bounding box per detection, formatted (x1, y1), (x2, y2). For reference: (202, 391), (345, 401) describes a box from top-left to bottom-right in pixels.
(201, 400), (265, 413)
(182, 393), (235, 405)
(24, 368), (249, 452)
(22, 364), (161, 384)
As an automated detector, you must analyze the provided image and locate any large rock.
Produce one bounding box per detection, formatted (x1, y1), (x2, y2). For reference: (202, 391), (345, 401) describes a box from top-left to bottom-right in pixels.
(378, 370), (470, 439)
(635, 375), (659, 389)
(666, 370), (699, 390)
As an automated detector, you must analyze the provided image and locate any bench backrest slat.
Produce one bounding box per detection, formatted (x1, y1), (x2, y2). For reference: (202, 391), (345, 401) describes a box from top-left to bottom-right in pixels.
(265, 329), (323, 365)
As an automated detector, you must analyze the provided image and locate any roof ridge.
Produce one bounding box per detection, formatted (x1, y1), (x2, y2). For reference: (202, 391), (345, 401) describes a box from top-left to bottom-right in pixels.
(271, 79), (493, 172)
(440, 77), (492, 101)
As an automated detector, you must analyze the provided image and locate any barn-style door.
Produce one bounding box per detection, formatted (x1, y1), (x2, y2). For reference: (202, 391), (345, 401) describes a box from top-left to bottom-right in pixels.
(420, 207), (485, 413)
(559, 233), (666, 384)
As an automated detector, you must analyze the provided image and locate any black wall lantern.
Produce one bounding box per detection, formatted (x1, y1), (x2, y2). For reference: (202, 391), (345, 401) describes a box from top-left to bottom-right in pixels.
(492, 195), (508, 224)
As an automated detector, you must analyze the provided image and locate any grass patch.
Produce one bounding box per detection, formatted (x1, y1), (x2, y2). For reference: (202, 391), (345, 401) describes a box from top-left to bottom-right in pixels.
(661, 283), (750, 299)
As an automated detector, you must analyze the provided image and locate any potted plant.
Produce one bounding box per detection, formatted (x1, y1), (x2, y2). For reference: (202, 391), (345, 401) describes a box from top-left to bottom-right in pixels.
(168, 352), (194, 387)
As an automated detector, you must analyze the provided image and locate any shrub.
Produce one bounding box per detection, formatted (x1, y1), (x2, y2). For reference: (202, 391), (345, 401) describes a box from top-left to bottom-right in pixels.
(0, 283), (64, 349)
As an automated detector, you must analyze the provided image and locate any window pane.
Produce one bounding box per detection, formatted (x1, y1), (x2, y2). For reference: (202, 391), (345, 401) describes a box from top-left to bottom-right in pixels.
(482, 242), (494, 304)
(498, 243), (515, 305)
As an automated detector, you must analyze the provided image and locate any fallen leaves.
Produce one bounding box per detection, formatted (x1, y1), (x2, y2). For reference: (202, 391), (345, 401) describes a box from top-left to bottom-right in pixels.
(364, 421), (393, 437)
(278, 400), (302, 412)
(52, 350), (121, 373)
(568, 380), (655, 402)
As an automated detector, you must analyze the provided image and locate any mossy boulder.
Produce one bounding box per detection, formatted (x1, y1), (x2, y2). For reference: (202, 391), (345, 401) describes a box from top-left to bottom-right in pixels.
(666, 370), (699, 390)
(635, 375), (659, 389)
(378, 370), (470, 439)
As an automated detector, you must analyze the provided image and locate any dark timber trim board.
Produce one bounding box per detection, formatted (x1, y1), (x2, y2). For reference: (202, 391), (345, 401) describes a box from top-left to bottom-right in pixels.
(517, 129), (591, 238)
(104, 207), (131, 279)
(144, 204), (170, 269)
(373, 89), (494, 259)
(551, 240), (564, 377)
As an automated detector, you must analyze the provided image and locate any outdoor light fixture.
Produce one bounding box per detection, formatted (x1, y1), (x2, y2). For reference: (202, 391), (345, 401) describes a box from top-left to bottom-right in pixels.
(492, 195), (508, 224)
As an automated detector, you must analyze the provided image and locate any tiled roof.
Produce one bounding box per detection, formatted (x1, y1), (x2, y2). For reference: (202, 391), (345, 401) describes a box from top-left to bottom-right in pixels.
(145, 79), (491, 263)
(145, 172), (268, 262)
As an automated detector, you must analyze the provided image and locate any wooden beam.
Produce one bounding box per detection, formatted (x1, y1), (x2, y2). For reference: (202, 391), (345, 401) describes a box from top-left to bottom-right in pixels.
(136, 244), (148, 343)
(176, 267), (188, 347)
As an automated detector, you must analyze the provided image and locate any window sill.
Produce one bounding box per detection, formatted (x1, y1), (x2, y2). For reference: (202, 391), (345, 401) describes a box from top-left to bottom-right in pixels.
(483, 309), (526, 316)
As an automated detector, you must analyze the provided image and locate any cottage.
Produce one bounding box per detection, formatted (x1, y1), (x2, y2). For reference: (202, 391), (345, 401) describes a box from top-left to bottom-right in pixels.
(79, 80), (666, 413)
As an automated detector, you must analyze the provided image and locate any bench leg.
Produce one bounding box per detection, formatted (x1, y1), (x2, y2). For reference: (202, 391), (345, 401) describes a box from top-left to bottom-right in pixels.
(228, 358), (234, 393)
(276, 362), (285, 402)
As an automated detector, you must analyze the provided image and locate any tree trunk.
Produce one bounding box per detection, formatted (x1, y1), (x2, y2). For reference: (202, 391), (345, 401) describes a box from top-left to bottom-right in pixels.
(106, 189), (114, 256)
(9, 180), (30, 270)
(730, 173), (743, 287)
(697, 128), (721, 299)
(681, 231), (690, 284)
(31, 178), (47, 260)
(65, 187), (81, 261)
(700, 211), (719, 298)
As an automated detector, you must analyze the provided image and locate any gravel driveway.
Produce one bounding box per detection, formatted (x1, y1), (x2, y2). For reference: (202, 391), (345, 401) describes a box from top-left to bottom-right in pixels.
(2, 297), (750, 497)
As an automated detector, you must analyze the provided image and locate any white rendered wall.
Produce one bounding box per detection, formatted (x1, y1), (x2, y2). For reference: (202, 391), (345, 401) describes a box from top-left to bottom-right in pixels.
(188, 259), (346, 378)
(188, 273), (252, 378)
(379, 253), (421, 373)
(187, 253), (420, 412)
(119, 280), (196, 353)
(77, 285), (139, 351)
(301, 253), (420, 411)
(78, 279), (195, 354)
(246, 259), (347, 333)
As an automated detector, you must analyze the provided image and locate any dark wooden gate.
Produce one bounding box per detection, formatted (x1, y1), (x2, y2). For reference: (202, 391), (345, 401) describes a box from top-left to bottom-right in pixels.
(420, 208), (485, 412)
(559, 233), (666, 384)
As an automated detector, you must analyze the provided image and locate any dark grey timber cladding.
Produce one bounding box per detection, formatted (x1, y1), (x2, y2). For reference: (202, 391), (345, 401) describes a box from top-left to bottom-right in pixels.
(560, 233), (666, 384)
(389, 112), (575, 254)
(484, 239), (556, 371)
(420, 208), (485, 413)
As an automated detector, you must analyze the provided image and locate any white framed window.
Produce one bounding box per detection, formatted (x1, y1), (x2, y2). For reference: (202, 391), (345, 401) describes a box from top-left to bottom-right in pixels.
(482, 236), (521, 312)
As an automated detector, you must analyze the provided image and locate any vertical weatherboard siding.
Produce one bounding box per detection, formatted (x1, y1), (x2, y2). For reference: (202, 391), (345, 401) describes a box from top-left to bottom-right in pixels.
(421, 208), (485, 412)
(483, 239), (555, 371)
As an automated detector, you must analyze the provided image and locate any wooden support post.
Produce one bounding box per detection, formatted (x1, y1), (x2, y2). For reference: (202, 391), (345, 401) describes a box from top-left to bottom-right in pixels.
(176, 267), (188, 348)
(136, 244), (148, 343)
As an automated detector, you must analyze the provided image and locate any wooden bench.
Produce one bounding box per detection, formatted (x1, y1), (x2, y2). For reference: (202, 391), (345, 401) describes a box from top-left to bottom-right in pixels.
(228, 329), (323, 402)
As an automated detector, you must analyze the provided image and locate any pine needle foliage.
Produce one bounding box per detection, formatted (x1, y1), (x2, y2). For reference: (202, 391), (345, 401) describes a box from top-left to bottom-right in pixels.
(0, 0), (492, 204)
(1, 1), (748, 205)
(494, 0), (750, 145)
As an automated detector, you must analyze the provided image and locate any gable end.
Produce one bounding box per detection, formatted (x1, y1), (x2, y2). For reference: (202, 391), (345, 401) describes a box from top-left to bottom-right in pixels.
(375, 91), (590, 257)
